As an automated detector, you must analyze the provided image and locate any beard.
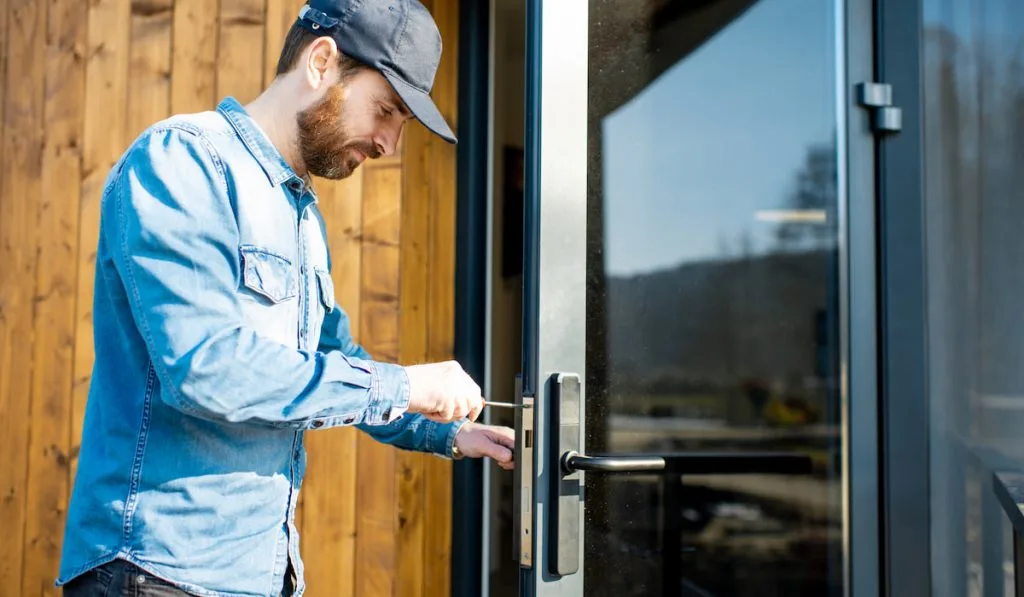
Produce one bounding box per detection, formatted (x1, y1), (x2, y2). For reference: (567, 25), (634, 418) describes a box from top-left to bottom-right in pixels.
(296, 84), (380, 180)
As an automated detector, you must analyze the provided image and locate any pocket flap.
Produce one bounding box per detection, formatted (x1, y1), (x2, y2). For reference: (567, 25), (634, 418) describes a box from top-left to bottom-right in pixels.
(315, 268), (336, 313)
(240, 245), (297, 304)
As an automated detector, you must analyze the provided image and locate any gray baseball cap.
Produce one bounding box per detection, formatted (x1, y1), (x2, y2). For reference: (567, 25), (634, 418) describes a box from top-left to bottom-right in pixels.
(296, 0), (457, 144)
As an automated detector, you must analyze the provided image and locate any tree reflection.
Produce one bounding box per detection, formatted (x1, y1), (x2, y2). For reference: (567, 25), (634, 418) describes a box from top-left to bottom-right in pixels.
(774, 142), (837, 253)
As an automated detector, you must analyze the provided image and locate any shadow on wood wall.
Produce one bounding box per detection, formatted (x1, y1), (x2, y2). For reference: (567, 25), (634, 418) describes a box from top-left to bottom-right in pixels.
(0, 0), (459, 594)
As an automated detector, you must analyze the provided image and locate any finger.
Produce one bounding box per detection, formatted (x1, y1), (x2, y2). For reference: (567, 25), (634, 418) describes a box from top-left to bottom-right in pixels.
(467, 400), (484, 422)
(485, 443), (513, 466)
(498, 459), (515, 471)
(467, 392), (484, 422)
(487, 427), (515, 449)
(453, 395), (470, 421)
(440, 401), (456, 422)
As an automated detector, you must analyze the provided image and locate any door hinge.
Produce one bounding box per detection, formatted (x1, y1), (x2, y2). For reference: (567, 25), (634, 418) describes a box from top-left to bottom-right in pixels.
(856, 82), (902, 134)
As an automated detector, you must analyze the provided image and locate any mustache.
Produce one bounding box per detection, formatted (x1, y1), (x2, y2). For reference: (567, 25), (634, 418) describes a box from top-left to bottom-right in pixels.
(346, 140), (381, 160)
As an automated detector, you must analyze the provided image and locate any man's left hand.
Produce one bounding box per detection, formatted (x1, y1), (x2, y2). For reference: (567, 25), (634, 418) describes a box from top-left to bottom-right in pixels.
(454, 422), (515, 470)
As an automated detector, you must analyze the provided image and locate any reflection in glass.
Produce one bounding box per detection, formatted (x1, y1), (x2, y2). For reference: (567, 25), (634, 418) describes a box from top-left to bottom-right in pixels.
(923, 0), (1024, 595)
(584, 1), (843, 595)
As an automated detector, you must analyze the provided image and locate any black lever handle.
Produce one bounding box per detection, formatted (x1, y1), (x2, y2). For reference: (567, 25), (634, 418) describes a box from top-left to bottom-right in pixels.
(560, 450), (813, 476)
(560, 451), (665, 473)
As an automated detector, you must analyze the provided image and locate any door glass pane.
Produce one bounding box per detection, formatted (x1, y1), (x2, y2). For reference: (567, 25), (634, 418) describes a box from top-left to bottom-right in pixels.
(585, 1), (844, 595)
(922, 0), (1024, 595)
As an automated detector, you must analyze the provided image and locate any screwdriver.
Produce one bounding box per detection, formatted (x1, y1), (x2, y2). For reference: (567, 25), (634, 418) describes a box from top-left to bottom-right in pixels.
(485, 401), (528, 409)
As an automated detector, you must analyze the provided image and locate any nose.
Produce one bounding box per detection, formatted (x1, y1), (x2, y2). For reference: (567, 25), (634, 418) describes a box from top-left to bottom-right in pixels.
(374, 122), (403, 157)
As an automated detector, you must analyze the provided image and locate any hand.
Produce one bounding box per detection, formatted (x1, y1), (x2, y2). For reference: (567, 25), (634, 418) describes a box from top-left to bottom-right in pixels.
(404, 361), (485, 423)
(454, 422), (515, 470)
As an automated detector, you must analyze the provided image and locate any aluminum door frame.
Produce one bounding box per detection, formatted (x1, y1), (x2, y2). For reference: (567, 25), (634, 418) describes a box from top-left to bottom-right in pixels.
(516, 0), (882, 595)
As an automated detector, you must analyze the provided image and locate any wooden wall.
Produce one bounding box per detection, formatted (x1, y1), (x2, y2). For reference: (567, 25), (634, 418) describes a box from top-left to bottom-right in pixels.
(0, 0), (460, 594)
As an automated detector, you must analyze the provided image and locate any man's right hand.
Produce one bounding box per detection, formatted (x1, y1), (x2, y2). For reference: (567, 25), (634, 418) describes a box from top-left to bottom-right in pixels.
(404, 361), (484, 423)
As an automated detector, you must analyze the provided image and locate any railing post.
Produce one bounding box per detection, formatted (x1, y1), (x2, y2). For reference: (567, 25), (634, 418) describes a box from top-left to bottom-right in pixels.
(982, 472), (1006, 597)
(992, 472), (1024, 597)
(661, 472), (684, 597)
(1014, 528), (1024, 597)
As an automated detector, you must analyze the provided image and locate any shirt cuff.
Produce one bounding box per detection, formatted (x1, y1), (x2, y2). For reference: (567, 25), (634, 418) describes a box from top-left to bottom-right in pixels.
(432, 418), (468, 459)
(361, 360), (410, 425)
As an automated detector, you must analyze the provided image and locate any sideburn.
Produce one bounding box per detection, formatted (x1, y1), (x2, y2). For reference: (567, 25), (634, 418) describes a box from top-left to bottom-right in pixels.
(296, 84), (357, 180)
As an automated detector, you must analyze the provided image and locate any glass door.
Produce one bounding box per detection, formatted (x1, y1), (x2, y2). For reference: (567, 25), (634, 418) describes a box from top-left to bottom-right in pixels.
(514, 0), (880, 595)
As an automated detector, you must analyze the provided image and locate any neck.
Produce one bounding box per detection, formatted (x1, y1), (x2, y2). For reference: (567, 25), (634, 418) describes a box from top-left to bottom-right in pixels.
(245, 81), (307, 178)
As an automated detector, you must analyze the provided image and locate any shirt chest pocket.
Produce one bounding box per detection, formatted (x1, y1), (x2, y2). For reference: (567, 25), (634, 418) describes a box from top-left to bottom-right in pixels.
(309, 268), (335, 347)
(239, 245), (298, 304)
(314, 268), (335, 313)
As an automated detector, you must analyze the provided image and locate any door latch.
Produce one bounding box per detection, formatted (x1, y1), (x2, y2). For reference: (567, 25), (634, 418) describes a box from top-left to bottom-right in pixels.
(856, 82), (902, 134)
(512, 375), (535, 569)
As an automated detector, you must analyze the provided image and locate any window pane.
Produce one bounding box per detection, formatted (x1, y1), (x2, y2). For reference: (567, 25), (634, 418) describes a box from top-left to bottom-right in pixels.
(585, 1), (845, 595)
(924, 0), (1024, 595)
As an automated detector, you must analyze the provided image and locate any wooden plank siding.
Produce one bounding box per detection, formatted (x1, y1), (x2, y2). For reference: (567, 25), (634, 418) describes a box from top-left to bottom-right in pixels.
(217, 0), (265, 105)
(127, 0), (173, 140)
(21, 0), (89, 592)
(170, 0), (218, 114)
(397, 122), (432, 597)
(0, 0), (462, 593)
(356, 162), (403, 597)
(1, 0), (48, 589)
(423, 0), (459, 593)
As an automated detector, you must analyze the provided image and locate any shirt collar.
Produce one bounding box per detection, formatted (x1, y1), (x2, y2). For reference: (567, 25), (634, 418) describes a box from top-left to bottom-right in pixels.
(216, 96), (299, 187)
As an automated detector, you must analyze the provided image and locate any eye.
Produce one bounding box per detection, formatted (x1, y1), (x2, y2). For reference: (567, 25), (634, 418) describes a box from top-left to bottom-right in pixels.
(379, 103), (394, 118)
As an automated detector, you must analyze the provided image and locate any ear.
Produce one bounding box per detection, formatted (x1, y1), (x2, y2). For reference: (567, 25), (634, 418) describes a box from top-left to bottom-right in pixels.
(303, 36), (340, 90)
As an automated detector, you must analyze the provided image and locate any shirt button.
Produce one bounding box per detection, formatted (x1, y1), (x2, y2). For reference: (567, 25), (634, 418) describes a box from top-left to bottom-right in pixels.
(343, 417), (355, 425)
(137, 575), (146, 584)
(311, 420), (324, 429)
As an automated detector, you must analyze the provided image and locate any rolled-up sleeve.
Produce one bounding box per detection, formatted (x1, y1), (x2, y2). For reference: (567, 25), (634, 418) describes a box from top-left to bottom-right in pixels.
(106, 125), (407, 429)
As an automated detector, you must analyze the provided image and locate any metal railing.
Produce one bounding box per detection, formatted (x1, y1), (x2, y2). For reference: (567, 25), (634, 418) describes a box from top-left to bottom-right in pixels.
(993, 472), (1024, 596)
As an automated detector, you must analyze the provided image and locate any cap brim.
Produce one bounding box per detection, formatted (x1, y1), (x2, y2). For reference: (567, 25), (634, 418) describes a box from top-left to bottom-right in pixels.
(383, 71), (457, 144)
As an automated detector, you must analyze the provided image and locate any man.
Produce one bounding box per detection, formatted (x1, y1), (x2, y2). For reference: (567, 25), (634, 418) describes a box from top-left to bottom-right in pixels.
(57, 1), (514, 595)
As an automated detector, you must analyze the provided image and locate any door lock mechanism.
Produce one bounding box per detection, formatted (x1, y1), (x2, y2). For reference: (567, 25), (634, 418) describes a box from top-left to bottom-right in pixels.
(512, 375), (534, 569)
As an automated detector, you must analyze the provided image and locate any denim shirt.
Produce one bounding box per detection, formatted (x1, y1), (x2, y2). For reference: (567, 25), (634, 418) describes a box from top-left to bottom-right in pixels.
(57, 97), (464, 597)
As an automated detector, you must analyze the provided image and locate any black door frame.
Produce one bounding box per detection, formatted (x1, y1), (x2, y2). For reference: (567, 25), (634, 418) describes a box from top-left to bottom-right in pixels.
(875, 0), (931, 595)
(451, 0), (491, 595)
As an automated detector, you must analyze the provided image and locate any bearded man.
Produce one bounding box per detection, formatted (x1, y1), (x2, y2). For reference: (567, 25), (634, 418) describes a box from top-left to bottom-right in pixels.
(57, 2), (514, 595)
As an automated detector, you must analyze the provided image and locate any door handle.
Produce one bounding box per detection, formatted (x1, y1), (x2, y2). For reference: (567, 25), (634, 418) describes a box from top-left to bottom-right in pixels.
(560, 451), (664, 473)
(560, 450), (813, 475)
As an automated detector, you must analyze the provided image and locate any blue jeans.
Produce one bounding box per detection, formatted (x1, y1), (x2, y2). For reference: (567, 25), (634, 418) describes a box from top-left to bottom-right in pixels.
(62, 559), (296, 597)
